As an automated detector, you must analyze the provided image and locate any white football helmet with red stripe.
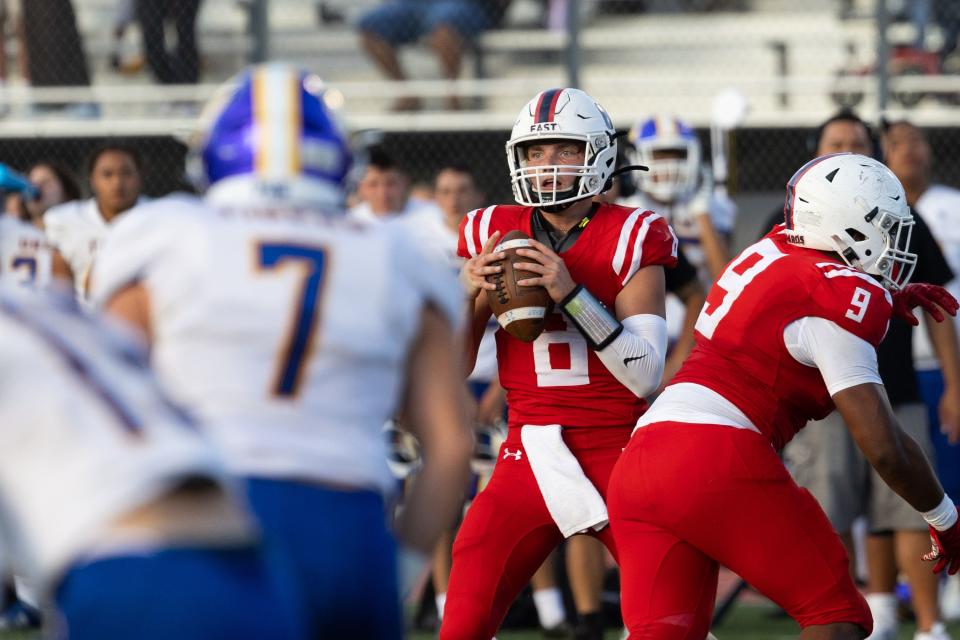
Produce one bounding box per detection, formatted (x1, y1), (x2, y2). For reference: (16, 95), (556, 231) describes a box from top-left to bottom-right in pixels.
(506, 88), (617, 208)
(783, 153), (916, 290)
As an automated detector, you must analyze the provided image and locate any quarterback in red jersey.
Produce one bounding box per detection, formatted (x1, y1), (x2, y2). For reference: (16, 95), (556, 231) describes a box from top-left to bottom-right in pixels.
(607, 153), (960, 640)
(440, 88), (678, 640)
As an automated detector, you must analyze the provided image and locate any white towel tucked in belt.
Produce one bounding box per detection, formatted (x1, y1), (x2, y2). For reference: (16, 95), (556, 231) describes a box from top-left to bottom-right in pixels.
(520, 424), (608, 538)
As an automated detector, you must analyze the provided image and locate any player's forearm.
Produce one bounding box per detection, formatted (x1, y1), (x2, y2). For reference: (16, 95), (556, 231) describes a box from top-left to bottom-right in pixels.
(926, 311), (960, 389)
(398, 432), (472, 553)
(561, 292), (668, 397)
(400, 309), (473, 553)
(696, 216), (730, 281)
(868, 428), (945, 513)
(672, 286), (705, 362)
(837, 384), (944, 512)
(462, 296), (491, 377)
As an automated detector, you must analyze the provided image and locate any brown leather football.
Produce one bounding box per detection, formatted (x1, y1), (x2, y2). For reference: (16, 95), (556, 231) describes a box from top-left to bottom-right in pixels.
(485, 230), (553, 342)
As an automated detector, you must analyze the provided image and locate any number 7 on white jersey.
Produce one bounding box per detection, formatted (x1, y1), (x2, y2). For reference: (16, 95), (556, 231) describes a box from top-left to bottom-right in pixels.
(255, 242), (329, 398)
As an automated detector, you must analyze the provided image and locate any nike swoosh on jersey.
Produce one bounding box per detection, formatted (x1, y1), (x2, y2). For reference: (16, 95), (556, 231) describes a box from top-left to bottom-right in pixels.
(623, 355), (646, 366)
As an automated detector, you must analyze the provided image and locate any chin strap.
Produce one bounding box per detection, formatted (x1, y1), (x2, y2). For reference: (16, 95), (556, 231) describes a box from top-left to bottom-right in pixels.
(603, 164), (649, 193)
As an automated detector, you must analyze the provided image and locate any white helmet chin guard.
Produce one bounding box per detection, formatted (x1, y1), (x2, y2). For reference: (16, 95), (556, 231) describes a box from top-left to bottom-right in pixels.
(506, 88), (618, 208)
(783, 153), (916, 291)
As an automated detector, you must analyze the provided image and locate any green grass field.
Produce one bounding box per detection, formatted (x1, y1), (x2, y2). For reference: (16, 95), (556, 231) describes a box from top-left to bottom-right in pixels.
(0, 601), (955, 639)
(409, 602), (960, 639)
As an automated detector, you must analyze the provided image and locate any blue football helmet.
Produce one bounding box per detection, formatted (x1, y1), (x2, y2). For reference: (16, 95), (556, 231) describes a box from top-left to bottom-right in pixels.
(190, 63), (352, 210)
(628, 115), (701, 203)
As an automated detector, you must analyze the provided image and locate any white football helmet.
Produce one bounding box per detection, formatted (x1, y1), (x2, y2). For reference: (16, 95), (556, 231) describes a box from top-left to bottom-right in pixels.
(783, 153), (916, 290)
(506, 88), (617, 208)
(629, 114), (701, 202)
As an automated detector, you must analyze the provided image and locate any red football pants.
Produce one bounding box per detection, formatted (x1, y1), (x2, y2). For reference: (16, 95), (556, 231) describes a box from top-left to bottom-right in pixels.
(607, 421), (872, 640)
(439, 425), (631, 640)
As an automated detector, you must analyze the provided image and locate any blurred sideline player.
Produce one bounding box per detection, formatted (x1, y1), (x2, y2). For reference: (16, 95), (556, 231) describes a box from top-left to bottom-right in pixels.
(624, 115), (734, 283)
(0, 164), (77, 287)
(620, 115), (728, 386)
(91, 63), (473, 639)
(0, 164), (77, 629)
(45, 143), (146, 295)
(405, 162), (570, 635)
(19, 161), (83, 230)
(0, 167), (53, 286)
(0, 282), (300, 640)
(762, 111), (960, 640)
(349, 146), (444, 222)
(443, 88), (678, 640)
(608, 153), (960, 640)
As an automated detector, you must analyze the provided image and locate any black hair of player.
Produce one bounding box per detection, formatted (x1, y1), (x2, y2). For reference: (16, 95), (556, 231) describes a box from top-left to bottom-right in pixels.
(435, 161), (479, 186)
(28, 160), (82, 202)
(806, 109), (878, 158)
(86, 142), (144, 178)
(879, 116), (922, 137)
(366, 146), (401, 173)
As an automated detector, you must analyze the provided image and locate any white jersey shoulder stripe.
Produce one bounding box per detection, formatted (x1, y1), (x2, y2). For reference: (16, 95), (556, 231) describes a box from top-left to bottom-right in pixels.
(478, 205), (496, 251)
(463, 209), (481, 257)
(623, 212), (665, 286)
(815, 262), (893, 305)
(612, 208), (645, 276)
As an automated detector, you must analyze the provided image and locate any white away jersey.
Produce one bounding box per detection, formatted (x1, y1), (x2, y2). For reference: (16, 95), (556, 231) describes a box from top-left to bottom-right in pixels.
(91, 193), (463, 494)
(0, 217), (52, 286)
(44, 197), (147, 296)
(0, 284), (224, 591)
(913, 184), (960, 370)
(398, 206), (497, 382)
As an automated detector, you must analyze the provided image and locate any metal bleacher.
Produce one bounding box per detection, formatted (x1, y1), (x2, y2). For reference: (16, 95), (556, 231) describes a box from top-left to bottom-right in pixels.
(2, 0), (949, 137)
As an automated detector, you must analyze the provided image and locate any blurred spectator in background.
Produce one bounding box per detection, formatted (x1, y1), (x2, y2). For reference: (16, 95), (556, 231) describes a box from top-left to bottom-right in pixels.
(882, 118), (960, 622)
(135, 0), (202, 85)
(3, 161), (82, 286)
(357, 0), (510, 110)
(19, 161), (81, 229)
(350, 146), (443, 221)
(45, 143), (145, 295)
(111, 0), (144, 74)
(0, 0), (28, 117)
(0, 163), (60, 288)
(21, 0), (96, 116)
(934, 0), (960, 64)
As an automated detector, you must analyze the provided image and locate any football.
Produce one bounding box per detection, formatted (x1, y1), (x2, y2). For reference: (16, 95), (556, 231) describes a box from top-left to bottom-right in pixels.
(485, 230), (552, 342)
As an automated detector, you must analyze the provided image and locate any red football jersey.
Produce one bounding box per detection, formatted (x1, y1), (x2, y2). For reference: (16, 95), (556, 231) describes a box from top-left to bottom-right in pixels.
(459, 203), (678, 428)
(672, 226), (892, 449)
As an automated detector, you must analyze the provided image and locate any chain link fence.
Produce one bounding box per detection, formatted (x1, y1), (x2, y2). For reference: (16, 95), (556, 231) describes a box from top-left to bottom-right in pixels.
(4, 0), (960, 247)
